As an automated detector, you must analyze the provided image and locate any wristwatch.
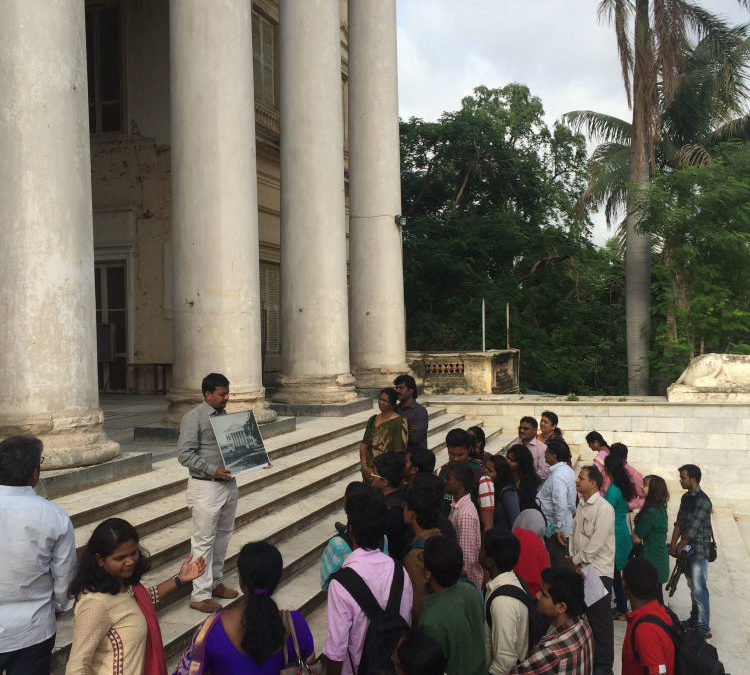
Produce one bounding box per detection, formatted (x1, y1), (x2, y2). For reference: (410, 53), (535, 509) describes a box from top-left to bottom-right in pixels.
(173, 574), (184, 588)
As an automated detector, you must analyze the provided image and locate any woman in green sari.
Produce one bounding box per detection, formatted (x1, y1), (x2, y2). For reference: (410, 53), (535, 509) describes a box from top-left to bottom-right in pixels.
(359, 387), (408, 482)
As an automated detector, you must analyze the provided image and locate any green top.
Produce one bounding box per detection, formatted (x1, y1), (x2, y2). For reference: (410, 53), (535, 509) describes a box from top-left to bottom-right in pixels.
(361, 414), (408, 467)
(419, 581), (487, 675)
(604, 483), (633, 570)
(634, 505), (670, 583)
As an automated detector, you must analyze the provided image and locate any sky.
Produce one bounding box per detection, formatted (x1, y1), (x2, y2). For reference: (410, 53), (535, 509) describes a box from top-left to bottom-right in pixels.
(396, 0), (749, 244)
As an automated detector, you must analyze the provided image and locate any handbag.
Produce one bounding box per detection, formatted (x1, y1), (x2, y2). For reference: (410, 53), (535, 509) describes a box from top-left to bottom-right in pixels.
(280, 610), (322, 675)
(708, 528), (718, 563)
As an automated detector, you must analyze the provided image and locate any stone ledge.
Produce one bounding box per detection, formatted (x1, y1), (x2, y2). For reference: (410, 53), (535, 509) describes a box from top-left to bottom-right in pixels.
(36, 452), (152, 500)
(269, 397), (374, 417)
(133, 415), (297, 442)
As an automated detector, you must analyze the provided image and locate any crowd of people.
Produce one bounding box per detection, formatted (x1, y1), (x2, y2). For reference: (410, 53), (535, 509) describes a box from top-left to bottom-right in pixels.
(0, 373), (718, 675)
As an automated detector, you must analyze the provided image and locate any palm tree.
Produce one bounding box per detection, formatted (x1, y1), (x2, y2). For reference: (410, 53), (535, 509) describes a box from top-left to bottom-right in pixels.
(580, 1), (749, 394)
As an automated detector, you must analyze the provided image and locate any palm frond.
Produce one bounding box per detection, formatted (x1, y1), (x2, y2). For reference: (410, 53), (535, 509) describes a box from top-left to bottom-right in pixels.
(599, 0), (636, 107)
(673, 142), (713, 166)
(563, 111), (633, 144)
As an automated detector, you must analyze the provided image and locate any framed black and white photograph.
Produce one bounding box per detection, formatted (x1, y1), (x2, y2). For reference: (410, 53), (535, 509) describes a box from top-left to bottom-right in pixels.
(209, 409), (270, 477)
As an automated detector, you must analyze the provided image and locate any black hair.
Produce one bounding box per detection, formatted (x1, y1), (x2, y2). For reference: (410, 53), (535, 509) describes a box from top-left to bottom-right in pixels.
(520, 416), (538, 429)
(489, 455), (515, 490)
(545, 438), (572, 464)
(345, 489), (388, 549)
(507, 444), (541, 509)
(445, 428), (474, 450)
(404, 486), (439, 530)
(604, 454), (635, 502)
(408, 447), (436, 474)
(69, 518), (151, 598)
(379, 387), (399, 407)
(679, 464), (702, 483)
(0, 435), (43, 486)
(484, 528), (521, 573)
(237, 541), (285, 663)
(423, 535), (462, 588)
(446, 461), (473, 493)
(635, 475), (669, 527)
(609, 442), (629, 460)
(344, 481), (368, 498)
(412, 473), (446, 508)
(393, 374), (418, 398)
(581, 464), (604, 490)
(585, 431), (608, 447)
(541, 567), (586, 618)
(467, 426), (486, 460)
(374, 452), (406, 488)
(396, 626), (447, 675)
(541, 411), (558, 427)
(201, 372), (229, 394)
(623, 558), (659, 601)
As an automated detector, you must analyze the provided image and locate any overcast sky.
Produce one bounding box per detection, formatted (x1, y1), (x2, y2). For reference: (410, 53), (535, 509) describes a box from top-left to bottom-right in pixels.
(396, 0), (749, 244)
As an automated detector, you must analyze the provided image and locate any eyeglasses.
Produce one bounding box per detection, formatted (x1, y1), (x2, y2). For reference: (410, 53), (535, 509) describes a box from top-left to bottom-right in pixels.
(518, 426), (532, 431)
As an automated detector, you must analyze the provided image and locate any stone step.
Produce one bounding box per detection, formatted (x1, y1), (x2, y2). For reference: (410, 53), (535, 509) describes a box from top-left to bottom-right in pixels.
(51, 416), (496, 672)
(55, 405), (451, 529)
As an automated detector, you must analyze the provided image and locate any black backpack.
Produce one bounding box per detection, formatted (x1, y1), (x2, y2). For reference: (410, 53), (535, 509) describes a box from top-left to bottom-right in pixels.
(331, 564), (409, 674)
(485, 574), (549, 654)
(631, 606), (725, 675)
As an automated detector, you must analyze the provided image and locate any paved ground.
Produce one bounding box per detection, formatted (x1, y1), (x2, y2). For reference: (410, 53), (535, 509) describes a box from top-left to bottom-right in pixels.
(99, 394), (749, 673)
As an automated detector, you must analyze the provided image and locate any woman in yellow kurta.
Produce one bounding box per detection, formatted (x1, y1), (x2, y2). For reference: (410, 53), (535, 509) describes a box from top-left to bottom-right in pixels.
(66, 518), (206, 675)
(359, 387), (408, 482)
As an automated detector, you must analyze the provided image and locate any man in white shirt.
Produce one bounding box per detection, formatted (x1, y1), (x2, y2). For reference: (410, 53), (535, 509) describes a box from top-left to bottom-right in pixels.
(482, 529), (529, 675)
(0, 435), (77, 675)
(565, 465), (615, 675)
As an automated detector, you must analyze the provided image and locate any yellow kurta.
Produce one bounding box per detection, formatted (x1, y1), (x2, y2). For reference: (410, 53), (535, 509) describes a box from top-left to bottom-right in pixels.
(65, 589), (148, 675)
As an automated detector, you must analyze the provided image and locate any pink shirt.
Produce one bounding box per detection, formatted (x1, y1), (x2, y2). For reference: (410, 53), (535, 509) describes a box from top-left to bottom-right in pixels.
(594, 451), (644, 510)
(510, 436), (550, 481)
(323, 547), (413, 674)
(449, 494), (483, 590)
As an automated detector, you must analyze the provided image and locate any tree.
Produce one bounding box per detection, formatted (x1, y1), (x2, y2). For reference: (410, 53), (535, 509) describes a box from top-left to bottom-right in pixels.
(400, 85), (629, 394)
(596, 0), (749, 394)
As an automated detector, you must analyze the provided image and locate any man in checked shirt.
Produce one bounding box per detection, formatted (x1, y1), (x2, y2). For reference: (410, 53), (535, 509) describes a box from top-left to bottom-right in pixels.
(669, 464), (714, 638)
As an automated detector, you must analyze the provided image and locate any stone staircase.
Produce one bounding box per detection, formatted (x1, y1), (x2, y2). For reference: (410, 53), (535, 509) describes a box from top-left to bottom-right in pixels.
(50, 404), (502, 673)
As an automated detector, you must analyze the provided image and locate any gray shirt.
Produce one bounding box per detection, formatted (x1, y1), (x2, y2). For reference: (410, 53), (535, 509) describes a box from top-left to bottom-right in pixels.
(177, 400), (226, 478)
(395, 400), (428, 452)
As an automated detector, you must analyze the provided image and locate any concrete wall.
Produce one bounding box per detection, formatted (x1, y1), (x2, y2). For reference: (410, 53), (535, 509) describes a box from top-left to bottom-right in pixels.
(424, 395), (750, 504)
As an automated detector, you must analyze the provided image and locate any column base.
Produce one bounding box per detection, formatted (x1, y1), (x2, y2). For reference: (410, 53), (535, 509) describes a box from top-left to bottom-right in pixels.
(351, 363), (412, 390)
(271, 373), (359, 405)
(164, 387), (277, 426)
(0, 407), (120, 470)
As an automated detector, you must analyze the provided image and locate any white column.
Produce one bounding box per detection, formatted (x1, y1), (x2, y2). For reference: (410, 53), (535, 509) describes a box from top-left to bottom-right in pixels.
(273, 0), (357, 405)
(348, 0), (409, 389)
(0, 0), (119, 468)
(167, 0), (275, 424)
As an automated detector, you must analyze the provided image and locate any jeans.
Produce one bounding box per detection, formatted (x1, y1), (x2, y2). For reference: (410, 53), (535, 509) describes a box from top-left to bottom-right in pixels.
(0, 635), (55, 675)
(686, 556), (710, 633)
(613, 567), (628, 614)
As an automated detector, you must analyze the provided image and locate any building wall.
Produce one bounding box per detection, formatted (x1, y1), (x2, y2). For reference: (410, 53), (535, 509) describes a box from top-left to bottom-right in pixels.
(87, 0), (347, 392)
(426, 396), (750, 504)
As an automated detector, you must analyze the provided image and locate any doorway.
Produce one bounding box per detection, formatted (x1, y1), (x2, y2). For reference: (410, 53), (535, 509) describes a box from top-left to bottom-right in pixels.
(95, 262), (128, 391)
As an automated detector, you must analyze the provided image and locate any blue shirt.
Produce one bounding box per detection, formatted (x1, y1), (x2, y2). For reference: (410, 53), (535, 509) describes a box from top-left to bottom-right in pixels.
(536, 461), (577, 536)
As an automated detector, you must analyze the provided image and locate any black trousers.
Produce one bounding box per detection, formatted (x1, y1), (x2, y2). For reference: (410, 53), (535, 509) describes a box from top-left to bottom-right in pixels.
(0, 635), (55, 675)
(585, 576), (614, 675)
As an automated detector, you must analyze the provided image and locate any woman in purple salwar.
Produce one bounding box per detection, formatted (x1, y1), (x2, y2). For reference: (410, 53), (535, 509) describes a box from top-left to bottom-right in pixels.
(174, 542), (315, 675)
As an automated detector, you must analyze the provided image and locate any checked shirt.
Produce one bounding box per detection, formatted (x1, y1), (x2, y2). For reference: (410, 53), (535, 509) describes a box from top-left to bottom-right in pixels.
(510, 617), (593, 674)
(676, 487), (713, 560)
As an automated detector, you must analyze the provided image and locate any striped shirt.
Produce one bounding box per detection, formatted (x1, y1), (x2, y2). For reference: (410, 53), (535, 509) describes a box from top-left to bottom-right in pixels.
(449, 494), (483, 590)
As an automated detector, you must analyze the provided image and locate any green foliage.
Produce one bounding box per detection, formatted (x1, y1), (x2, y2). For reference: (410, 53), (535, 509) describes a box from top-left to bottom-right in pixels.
(401, 85), (628, 394)
(642, 141), (750, 385)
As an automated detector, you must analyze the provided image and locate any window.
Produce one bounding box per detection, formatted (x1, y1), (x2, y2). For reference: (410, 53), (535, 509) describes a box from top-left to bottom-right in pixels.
(86, 3), (123, 133)
(252, 11), (275, 107)
(260, 261), (280, 354)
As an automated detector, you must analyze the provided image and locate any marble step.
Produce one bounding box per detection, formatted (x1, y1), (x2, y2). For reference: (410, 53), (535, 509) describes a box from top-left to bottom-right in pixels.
(51, 418), (496, 672)
(55, 405), (450, 529)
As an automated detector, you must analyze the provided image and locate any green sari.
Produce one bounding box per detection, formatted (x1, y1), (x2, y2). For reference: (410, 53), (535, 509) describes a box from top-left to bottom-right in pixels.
(362, 414), (408, 467)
